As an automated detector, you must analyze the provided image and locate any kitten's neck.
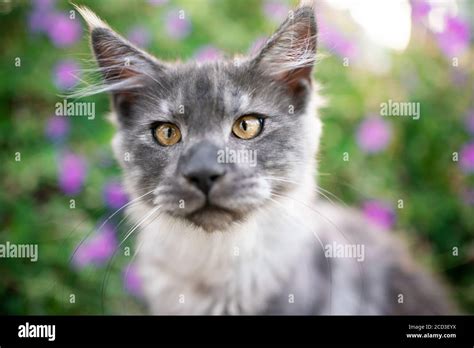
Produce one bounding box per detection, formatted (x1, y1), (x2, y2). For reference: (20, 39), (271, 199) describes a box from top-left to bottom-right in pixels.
(133, 174), (319, 314)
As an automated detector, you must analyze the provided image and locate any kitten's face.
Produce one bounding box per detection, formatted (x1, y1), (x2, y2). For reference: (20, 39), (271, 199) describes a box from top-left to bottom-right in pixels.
(79, 5), (318, 231)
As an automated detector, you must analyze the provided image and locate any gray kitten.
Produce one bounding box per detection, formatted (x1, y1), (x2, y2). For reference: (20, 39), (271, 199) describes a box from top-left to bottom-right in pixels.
(76, 2), (455, 314)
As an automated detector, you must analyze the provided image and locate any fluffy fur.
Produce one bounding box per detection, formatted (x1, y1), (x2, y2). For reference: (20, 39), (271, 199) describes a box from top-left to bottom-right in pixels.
(76, 1), (455, 314)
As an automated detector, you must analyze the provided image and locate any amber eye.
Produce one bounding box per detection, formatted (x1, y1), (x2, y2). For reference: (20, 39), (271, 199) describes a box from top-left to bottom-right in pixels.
(153, 123), (181, 146)
(232, 115), (263, 140)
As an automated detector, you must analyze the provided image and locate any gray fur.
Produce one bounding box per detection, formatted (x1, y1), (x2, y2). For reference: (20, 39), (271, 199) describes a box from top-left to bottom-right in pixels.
(77, 3), (455, 314)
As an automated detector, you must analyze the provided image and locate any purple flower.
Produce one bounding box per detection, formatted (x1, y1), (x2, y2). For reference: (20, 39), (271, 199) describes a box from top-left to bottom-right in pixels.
(465, 110), (474, 135)
(164, 9), (191, 40)
(318, 18), (357, 59)
(58, 152), (87, 195)
(194, 45), (222, 62)
(123, 263), (143, 297)
(103, 181), (129, 210)
(459, 142), (474, 174)
(356, 116), (392, 153)
(47, 12), (82, 47)
(53, 59), (80, 90)
(73, 222), (118, 268)
(410, 0), (431, 22)
(437, 16), (470, 57)
(45, 116), (69, 141)
(127, 26), (151, 49)
(27, 8), (55, 34)
(262, 0), (290, 23)
(32, 0), (56, 10)
(362, 200), (396, 230)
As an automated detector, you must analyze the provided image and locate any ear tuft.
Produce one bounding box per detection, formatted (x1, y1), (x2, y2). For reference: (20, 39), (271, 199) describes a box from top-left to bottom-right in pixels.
(298, 0), (315, 8)
(253, 3), (317, 93)
(73, 4), (110, 31)
(72, 4), (165, 99)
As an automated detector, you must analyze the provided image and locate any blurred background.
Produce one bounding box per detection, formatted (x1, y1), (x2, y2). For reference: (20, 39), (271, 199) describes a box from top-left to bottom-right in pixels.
(0, 0), (473, 314)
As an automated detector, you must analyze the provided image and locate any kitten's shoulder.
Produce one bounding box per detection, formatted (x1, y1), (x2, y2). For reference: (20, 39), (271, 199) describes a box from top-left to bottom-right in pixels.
(313, 201), (457, 314)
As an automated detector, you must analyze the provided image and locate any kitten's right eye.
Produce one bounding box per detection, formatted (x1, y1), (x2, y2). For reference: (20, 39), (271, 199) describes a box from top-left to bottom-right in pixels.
(232, 115), (263, 140)
(152, 123), (181, 146)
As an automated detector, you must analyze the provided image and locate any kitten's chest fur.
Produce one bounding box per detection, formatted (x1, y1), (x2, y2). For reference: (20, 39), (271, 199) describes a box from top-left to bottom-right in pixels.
(132, 186), (395, 315)
(133, 188), (316, 314)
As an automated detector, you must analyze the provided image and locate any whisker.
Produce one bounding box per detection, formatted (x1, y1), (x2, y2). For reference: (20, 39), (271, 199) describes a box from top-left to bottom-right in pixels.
(68, 188), (156, 266)
(315, 186), (347, 207)
(119, 205), (161, 247)
(270, 190), (367, 314)
(100, 205), (161, 314)
(266, 195), (333, 314)
(122, 238), (146, 312)
(263, 175), (347, 207)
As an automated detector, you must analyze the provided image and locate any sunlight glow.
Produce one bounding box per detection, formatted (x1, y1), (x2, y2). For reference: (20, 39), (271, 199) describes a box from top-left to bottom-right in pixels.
(326, 0), (412, 51)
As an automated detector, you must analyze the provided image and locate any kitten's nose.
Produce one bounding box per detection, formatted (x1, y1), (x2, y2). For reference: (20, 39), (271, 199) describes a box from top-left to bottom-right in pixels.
(184, 167), (226, 195)
(180, 141), (226, 195)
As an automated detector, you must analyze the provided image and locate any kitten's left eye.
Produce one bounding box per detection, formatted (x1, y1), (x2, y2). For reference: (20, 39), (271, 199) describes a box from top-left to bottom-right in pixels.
(232, 115), (263, 140)
(152, 123), (181, 146)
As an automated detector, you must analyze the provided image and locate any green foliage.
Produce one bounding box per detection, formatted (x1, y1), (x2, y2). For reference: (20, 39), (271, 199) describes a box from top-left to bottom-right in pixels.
(0, 0), (473, 314)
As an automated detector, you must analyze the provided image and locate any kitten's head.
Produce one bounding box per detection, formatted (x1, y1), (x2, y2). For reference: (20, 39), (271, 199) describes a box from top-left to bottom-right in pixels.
(77, 2), (322, 232)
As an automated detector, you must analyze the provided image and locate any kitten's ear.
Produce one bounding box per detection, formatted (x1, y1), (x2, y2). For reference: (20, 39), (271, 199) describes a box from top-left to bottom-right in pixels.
(252, 2), (317, 93)
(74, 5), (164, 95)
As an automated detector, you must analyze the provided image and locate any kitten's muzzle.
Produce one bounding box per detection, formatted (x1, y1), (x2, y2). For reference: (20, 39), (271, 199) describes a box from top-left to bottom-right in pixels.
(180, 141), (227, 195)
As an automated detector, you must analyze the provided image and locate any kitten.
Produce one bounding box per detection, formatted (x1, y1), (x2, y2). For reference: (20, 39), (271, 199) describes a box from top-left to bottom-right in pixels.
(75, 1), (455, 314)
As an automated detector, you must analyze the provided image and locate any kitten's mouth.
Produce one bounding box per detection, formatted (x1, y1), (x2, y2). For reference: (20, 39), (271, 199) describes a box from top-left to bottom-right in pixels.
(185, 203), (244, 232)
